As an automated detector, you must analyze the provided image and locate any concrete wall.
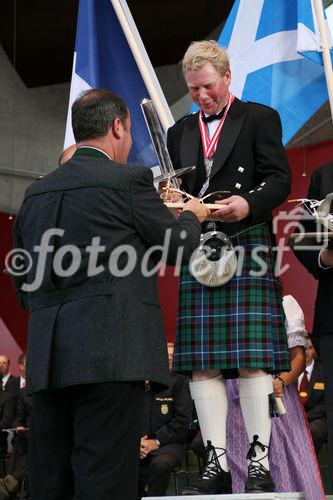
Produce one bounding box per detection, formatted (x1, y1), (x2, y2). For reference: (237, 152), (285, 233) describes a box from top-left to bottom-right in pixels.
(0, 44), (192, 214)
(0, 45), (71, 212)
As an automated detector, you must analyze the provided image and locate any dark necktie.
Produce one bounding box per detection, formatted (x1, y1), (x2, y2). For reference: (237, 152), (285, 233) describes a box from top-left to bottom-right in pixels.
(201, 107), (226, 123)
(299, 369), (309, 405)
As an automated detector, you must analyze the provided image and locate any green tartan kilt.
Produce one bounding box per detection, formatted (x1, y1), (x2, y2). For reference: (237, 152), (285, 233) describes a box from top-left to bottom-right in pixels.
(173, 223), (290, 375)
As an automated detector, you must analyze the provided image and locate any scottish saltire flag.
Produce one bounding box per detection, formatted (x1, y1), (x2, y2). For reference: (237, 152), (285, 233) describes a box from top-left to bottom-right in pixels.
(64, 0), (169, 166)
(216, 0), (333, 144)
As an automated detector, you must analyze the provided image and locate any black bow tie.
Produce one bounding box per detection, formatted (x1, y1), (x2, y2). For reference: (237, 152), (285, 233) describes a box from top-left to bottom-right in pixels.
(202, 107), (226, 123)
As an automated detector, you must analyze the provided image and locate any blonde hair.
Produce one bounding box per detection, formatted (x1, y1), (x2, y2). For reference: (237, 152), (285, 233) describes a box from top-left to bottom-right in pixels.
(182, 40), (229, 77)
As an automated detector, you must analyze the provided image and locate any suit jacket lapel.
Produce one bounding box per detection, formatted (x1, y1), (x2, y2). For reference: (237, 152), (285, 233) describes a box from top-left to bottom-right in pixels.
(180, 114), (200, 192)
(178, 100), (246, 191)
(308, 361), (320, 397)
(210, 98), (246, 179)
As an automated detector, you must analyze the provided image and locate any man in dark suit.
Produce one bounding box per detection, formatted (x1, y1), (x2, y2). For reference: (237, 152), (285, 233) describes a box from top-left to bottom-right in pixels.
(12, 88), (208, 500)
(0, 385), (31, 497)
(5, 353), (26, 398)
(293, 162), (333, 483)
(137, 343), (192, 498)
(167, 40), (291, 495)
(0, 356), (15, 392)
(0, 356), (18, 454)
(298, 338), (327, 456)
(0, 376), (17, 457)
(0, 382), (17, 433)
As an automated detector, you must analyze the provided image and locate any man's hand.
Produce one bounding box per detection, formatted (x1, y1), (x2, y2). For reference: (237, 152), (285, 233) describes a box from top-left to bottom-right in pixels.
(183, 198), (210, 223)
(209, 195), (250, 222)
(140, 435), (159, 459)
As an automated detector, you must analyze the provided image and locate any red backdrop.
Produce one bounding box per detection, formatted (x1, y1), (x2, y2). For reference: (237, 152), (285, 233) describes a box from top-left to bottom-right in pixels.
(1, 139), (333, 359)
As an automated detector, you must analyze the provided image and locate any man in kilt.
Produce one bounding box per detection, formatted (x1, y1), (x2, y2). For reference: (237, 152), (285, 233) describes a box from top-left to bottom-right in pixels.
(167, 40), (291, 495)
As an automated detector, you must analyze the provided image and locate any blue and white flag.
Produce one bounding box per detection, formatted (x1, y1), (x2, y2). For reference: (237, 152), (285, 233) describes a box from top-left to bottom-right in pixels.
(64, 0), (171, 166)
(217, 0), (333, 144)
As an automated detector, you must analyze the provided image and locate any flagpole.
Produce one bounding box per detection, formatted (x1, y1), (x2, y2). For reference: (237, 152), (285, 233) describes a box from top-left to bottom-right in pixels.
(111, 0), (175, 132)
(313, 0), (333, 124)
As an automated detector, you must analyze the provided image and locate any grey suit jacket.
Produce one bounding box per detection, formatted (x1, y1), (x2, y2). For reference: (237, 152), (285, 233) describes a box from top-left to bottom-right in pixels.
(13, 149), (201, 393)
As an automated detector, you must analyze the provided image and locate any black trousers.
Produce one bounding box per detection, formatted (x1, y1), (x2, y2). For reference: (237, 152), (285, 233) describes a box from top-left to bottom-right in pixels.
(8, 434), (28, 480)
(319, 334), (333, 488)
(138, 452), (179, 497)
(29, 381), (144, 500)
(309, 417), (328, 456)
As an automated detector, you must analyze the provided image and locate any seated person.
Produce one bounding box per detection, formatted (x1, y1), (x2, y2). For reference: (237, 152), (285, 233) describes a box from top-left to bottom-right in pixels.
(0, 356), (14, 392)
(0, 376), (17, 456)
(298, 338), (327, 456)
(5, 353), (26, 398)
(0, 385), (31, 497)
(137, 343), (192, 498)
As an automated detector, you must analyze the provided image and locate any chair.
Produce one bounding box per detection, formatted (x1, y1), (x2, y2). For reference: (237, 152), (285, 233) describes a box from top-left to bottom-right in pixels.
(168, 449), (202, 495)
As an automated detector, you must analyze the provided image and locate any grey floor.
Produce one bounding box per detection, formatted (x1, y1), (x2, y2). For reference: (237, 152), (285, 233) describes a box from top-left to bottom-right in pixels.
(162, 447), (333, 499)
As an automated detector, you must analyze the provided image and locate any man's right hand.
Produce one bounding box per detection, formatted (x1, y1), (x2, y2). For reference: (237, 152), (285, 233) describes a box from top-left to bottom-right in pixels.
(183, 198), (210, 223)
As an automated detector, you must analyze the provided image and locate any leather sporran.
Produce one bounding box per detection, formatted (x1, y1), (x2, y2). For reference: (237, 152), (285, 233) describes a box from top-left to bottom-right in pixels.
(190, 227), (237, 287)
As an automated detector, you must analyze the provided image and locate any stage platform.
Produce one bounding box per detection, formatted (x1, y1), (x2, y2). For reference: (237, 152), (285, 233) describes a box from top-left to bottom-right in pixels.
(149, 494), (305, 499)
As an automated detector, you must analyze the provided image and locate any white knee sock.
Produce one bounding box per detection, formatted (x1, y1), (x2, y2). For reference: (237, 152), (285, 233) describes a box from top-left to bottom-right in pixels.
(190, 375), (229, 471)
(239, 374), (273, 470)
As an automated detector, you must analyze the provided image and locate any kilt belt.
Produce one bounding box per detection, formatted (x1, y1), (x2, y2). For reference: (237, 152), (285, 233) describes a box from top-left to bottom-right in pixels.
(173, 223), (290, 375)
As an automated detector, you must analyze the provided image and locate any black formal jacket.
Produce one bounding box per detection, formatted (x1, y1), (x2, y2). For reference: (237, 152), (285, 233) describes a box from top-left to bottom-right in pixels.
(0, 390), (17, 430)
(167, 98), (291, 236)
(293, 163), (333, 337)
(12, 148), (201, 393)
(13, 387), (32, 428)
(305, 359), (326, 422)
(5, 376), (21, 397)
(142, 373), (192, 465)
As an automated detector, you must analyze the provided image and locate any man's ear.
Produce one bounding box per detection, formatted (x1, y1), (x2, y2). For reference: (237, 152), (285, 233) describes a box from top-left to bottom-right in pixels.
(112, 117), (124, 139)
(224, 69), (231, 85)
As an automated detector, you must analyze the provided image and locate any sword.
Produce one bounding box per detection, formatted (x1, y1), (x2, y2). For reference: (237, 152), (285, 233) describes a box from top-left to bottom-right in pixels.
(140, 98), (195, 187)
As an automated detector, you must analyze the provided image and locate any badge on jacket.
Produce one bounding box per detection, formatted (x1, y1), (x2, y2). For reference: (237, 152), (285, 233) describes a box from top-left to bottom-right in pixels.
(161, 404), (169, 415)
(313, 382), (325, 390)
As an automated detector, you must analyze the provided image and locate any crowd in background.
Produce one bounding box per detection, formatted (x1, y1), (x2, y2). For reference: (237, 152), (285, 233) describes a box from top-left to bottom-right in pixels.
(0, 339), (328, 499)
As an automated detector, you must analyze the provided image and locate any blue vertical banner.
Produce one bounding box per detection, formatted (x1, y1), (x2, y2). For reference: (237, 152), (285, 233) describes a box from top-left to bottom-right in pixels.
(64, 0), (160, 166)
(211, 0), (333, 144)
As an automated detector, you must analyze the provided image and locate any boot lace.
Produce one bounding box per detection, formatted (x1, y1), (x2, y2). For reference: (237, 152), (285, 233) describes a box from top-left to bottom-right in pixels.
(200, 440), (226, 480)
(246, 435), (269, 479)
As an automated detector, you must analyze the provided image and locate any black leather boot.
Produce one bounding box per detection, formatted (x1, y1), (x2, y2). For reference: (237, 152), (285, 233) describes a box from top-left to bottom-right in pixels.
(182, 440), (232, 495)
(245, 434), (275, 493)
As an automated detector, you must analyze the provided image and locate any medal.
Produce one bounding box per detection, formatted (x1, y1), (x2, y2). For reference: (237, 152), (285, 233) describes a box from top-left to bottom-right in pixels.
(204, 157), (213, 176)
(198, 92), (235, 159)
(198, 93), (235, 196)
